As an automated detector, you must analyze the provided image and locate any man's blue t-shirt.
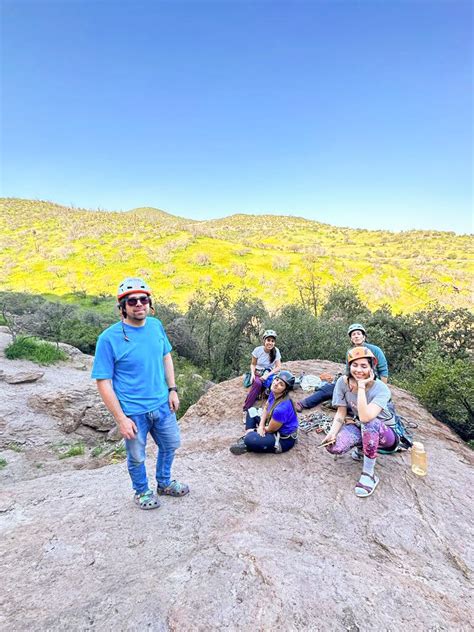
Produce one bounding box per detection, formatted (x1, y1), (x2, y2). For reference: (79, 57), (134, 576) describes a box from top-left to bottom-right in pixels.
(267, 392), (298, 435)
(91, 317), (172, 416)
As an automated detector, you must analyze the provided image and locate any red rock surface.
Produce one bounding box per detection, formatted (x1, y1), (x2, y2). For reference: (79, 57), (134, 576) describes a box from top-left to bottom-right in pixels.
(0, 338), (472, 630)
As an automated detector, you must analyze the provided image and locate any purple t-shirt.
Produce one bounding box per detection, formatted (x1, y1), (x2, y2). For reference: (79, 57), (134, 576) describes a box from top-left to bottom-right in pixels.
(267, 392), (298, 435)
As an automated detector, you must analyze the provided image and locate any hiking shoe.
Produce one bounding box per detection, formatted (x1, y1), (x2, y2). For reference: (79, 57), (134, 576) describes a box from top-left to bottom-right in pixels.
(134, 489), (161, 510)
(351, 447), (363, 461)
(157, 480), (189, 497)
(230, 437), (248, 455)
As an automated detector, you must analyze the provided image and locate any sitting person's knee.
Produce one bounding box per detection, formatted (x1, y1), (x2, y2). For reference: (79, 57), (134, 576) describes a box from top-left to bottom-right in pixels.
(325, 443), (343, 455)
(244, 431), (259, 447)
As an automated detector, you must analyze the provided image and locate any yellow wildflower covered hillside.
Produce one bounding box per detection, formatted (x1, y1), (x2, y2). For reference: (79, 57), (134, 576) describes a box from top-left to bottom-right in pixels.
(0, 198), (472, 312)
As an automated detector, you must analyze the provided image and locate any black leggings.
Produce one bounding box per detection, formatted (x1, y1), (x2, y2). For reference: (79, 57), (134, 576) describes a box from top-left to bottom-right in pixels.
(244, 411), (296, 454)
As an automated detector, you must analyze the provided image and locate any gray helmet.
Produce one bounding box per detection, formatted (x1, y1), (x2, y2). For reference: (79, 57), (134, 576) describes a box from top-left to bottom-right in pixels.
(275, 370), (295, 390)
(347, 323), (366, 337)
(262, 329), (277, 340)
(117, 277), (151, 300)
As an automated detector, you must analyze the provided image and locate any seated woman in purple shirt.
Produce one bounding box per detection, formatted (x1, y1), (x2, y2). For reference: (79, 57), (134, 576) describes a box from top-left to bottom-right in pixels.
(231, 370), (298, 455)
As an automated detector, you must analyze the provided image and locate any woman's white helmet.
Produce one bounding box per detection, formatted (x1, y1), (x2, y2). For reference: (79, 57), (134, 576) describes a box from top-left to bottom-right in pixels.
(347, 323), (366, 337)
(117, 277), (152, 300)
(262, 329), (277, 340)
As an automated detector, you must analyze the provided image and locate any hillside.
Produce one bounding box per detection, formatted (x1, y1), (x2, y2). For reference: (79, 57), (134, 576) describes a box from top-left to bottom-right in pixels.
(1, 198), (472, 312)
(0, 333), (472, 630)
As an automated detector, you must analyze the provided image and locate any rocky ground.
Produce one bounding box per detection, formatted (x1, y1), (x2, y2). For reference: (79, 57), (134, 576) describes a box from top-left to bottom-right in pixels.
(0, 330), (472, 631)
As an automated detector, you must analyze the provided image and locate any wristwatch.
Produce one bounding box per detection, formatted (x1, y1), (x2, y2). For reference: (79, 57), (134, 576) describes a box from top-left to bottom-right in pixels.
(168, 386), (178, 393)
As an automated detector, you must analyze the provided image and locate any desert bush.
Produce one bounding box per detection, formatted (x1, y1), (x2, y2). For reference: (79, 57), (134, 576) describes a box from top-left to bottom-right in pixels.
(272, 256), (290, 271)
(193, 252), (211, 266)
(173, 354), (212, 419)
(166, 317), (203, 365)
(231, 263), (247, 278)
(272, 305), (319, 361)
(0, 292), (47, 340)
(184, 287), (268, 381)
(321, 284), (370, 322)
(396, 343), (474, 441)
(60, 319), (106, 354)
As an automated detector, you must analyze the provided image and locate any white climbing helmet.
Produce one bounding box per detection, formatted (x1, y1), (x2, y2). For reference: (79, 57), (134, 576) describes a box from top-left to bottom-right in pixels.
(117, 277), (152, 300)
(347, 323), (366, 337)
(262, 329), (277, 340)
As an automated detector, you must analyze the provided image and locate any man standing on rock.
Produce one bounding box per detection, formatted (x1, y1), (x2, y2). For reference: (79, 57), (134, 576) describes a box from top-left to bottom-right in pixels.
(92, 277), (189, 509)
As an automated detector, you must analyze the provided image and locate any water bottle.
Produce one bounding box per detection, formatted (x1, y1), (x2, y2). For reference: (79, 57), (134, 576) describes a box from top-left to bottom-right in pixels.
(411, 441), (428, 476)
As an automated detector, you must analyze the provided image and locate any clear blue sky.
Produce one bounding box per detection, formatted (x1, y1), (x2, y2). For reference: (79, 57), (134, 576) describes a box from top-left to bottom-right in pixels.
(1, 0), (472, 233)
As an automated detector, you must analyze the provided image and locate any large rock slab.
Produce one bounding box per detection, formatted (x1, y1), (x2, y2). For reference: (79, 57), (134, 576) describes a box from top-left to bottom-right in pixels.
(0, 358), (472, 630)
(0, 369), (45, 384)
(28, 387), (114, 434)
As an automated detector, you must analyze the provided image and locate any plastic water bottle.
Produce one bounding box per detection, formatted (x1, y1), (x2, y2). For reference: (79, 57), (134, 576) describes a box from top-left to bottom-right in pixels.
(411, 441), (428, 476)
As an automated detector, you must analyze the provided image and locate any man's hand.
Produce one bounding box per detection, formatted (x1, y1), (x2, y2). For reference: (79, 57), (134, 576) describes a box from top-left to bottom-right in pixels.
(169, 390), (180, 412)
(257, 424), (266, 437)
(117, 417), (138, 440)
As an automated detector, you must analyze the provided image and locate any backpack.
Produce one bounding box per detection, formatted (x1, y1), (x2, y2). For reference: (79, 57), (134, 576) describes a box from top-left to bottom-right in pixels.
(243, 372), (252, 388)
(384, 402), (416, 452)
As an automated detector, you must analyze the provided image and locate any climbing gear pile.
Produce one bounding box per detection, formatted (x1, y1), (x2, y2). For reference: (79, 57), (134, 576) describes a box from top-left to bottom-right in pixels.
(298, 411), (333, 434)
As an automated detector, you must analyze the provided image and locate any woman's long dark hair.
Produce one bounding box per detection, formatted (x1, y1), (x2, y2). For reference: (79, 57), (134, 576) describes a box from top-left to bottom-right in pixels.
(269, 346), (276, 363)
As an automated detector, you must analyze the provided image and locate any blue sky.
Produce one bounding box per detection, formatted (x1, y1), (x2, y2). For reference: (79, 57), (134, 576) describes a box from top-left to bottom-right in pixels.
(1, 0), (472, 233)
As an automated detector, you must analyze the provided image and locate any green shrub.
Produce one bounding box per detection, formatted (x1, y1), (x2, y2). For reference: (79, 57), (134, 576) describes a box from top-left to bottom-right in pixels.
(0, 458), (7, 469)
(57, 443), (85, 459)
(321, 284), (370, 322)
(272, 304), (320, 361)
(173, 354), (212, 419)
(91, 444), (106, 457)
(396, 344), (474, 441)
(59, 318), (105, 354)
(7, 442), (23, 453)
(110, 442), (126, 462)
(5, 336), (68, 365)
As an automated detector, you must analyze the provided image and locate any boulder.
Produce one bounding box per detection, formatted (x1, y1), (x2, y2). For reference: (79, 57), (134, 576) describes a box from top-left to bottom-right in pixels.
(1, 370), (45, 384)
(0, 358), (472, 630)
(28, 387), (114, 434)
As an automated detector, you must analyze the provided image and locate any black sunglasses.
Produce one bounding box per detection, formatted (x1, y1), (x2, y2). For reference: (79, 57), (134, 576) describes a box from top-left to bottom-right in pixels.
(126, 296), (151, 306)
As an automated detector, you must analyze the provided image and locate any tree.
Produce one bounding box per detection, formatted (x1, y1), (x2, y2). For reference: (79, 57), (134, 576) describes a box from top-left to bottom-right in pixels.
(0, 292), (46, 341)
(397, 343), (474, 441)
(295, 270), (324, 317)
(321, 284), (370, 322)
